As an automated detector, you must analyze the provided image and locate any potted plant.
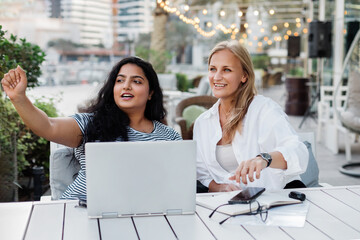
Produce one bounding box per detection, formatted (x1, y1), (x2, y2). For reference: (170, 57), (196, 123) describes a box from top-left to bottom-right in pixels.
(0, 25), (52, 202)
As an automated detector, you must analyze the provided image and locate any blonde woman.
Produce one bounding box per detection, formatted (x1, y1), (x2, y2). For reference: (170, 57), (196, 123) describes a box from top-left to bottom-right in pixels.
(193, 40), (308, 192)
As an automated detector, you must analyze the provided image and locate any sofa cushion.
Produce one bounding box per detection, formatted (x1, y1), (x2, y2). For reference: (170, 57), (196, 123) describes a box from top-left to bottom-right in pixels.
(300, 141), (320, 187)
(182, 105), (207, 129)
(50, 147), (80, 200)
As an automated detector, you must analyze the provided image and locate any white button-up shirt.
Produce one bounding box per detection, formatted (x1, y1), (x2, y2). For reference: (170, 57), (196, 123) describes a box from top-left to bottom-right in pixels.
(193, 95), (308, 191)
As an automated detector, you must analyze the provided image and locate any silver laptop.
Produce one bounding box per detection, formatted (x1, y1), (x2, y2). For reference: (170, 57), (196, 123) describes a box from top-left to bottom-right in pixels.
(85, 140), (196, 218)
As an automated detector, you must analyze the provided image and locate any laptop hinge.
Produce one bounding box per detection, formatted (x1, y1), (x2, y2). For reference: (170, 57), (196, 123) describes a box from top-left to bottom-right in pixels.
(166, 209), (182, 215)
(101, 212), (118, 218)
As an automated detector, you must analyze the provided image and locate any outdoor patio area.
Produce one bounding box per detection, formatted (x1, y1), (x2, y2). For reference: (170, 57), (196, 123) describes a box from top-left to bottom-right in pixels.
(261, 84), (360, 186)
(28, 81), (360, 190)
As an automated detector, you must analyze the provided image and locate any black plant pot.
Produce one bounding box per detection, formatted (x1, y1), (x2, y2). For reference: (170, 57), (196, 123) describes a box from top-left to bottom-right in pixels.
(285, 77), (309, 116)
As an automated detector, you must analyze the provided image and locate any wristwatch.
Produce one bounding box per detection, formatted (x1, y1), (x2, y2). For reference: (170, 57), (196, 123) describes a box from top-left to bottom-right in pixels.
(257, 153), (272, 168)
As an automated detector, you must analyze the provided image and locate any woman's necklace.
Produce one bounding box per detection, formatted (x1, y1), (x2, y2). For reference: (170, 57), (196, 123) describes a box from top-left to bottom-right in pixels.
(219, 104), (231, 128)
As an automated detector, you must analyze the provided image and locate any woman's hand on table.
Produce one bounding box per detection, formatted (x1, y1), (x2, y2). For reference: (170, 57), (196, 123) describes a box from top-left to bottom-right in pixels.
(229, 157), (267, 185)
(209, 180), (241, 192)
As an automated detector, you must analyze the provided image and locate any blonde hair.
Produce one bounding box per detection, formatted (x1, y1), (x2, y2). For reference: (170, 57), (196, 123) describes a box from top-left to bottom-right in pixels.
(208, 40), (257, 142)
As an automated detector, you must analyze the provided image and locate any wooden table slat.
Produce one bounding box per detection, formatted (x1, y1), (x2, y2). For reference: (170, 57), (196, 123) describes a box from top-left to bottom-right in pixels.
(305, 190), (360, 232)
(0, 202), (33, 240)
(348, 186), (360, 196)
(280, 221), (331, 240)
(25, 203), (64, 240)
(167, 213), (215, 239)
(322, 188), (360, 212)
(242, 225), (293, 240)
(133, 216), (177, 240)
(195, 205), (254, 240)
(99, 217), (138, 240)
(63, 202), (99, 240)
(303, 197), (360, 239)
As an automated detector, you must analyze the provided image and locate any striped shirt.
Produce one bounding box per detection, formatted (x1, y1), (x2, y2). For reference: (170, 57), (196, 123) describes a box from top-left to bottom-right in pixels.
(61, 113), (182, 200)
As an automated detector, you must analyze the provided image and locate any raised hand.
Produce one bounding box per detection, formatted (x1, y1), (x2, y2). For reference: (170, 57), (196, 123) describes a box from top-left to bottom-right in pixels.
(1, 66), (28, 101)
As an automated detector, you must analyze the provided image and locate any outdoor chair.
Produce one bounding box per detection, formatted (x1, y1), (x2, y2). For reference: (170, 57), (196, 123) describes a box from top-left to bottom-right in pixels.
(316, 85), (355, 161)
(188, 76), (212, 96)
(175, 95), (217, 140)
(334, 29), (360, 176)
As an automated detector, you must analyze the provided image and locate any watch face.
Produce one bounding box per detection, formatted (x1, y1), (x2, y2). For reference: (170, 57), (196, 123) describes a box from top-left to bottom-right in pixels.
(261, 153), (271, 161)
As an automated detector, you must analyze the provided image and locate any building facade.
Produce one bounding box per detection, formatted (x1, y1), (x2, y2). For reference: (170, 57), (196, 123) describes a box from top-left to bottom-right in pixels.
(116, 0), (154, 42)
(46, 0), (113, 47)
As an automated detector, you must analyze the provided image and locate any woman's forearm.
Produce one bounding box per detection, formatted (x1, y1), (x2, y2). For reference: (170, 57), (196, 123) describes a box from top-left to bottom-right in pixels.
(268, 151), (287, 169)
(10, 95), (82, 147)
(11, 95), (54, 139)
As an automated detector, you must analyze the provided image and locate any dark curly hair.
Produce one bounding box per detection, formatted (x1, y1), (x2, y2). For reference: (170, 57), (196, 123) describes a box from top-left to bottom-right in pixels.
(83, 57), (166, 142)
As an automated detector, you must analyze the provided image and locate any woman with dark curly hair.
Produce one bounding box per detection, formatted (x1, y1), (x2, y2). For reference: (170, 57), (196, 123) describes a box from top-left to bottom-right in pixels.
(2, 57), (181, 200)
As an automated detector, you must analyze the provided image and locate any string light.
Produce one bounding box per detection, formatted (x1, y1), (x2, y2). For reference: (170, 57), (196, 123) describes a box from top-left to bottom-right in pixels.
(157, 1), (308, 40)
(159, 2), (216, 38)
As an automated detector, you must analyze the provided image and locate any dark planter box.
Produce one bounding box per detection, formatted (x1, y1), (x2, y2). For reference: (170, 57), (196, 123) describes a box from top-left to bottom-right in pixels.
(285, 77), (309, 116)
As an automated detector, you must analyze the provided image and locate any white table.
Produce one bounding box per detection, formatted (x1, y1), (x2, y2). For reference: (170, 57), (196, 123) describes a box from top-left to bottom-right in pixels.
(1, 185), (360, 239)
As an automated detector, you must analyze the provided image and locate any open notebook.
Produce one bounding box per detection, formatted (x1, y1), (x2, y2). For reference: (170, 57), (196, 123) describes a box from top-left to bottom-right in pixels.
(196, 190), (301, 216)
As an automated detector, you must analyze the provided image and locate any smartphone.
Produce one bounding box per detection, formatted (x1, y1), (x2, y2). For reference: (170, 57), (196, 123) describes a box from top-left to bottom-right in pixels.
(228, 187), (266, 204)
